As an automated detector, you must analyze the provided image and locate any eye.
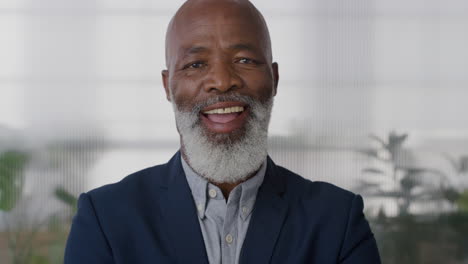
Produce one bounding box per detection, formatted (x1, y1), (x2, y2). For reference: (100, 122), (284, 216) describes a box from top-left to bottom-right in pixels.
(237, 58), (256, 64)
(183, 61), (206, 70)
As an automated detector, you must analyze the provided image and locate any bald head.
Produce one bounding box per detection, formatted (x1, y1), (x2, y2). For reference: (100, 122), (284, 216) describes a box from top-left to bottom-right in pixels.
(164, 0), (273, 69)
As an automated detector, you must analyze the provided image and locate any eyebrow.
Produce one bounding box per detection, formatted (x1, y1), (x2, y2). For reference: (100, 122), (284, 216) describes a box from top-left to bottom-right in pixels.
(228, 43), (257, 53)
(180, 43), (258, 59)
(180, 46), (209, 60)
(183, 46), (208, 55)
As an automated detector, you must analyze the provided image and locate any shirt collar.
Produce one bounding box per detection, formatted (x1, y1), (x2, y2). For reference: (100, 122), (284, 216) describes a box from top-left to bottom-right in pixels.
(181, 156), (267, 221)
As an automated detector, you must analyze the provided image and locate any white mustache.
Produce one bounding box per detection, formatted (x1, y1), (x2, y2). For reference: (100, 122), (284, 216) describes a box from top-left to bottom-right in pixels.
(181, 94), (256, 116)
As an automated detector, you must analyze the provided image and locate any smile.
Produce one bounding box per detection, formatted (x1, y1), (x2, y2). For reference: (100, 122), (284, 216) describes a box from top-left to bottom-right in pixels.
(200, 102), (249, 133)
(202, 106), (244, 115)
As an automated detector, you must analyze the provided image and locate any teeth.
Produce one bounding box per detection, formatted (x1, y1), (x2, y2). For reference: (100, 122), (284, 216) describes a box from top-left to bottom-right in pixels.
(203, 106), (244, 114)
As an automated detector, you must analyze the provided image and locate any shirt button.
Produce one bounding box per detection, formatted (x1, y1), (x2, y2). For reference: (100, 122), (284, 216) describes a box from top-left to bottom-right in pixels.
(242, 207), (248, 214)
(208, 189), (217, 198)
(225, 234), (233, 244)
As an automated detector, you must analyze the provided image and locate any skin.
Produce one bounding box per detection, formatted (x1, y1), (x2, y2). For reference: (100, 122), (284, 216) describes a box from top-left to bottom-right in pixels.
(162, 0), (279, 199)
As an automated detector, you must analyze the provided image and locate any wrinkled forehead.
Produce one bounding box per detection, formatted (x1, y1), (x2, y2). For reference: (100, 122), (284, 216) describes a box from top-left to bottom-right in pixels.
(165, 0), (272, 67)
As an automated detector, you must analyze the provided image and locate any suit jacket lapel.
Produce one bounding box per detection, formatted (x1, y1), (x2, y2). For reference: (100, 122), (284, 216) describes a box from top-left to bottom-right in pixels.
(239, 157), (289, 264)
(159, 152), (209, 264)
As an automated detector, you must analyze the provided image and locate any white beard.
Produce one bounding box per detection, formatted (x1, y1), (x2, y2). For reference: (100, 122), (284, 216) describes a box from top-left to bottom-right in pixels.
(172, 94), (273, 183)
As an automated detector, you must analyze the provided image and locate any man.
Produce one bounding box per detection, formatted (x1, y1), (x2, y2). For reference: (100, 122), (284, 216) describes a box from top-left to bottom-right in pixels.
(65, 0), (381, 263)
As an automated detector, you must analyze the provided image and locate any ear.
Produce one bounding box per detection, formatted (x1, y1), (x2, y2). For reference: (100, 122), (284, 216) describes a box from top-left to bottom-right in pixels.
(161, 69), (171, 102)
(272, 62), (279, 96)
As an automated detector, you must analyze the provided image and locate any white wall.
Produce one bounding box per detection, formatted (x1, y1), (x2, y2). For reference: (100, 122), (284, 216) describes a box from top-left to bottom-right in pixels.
(0, 0), (467, 225)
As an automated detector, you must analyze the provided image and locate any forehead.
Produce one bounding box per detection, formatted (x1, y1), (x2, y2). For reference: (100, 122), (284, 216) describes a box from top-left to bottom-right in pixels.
(168, 6), (269, 55)
(180, 23), (258, 47)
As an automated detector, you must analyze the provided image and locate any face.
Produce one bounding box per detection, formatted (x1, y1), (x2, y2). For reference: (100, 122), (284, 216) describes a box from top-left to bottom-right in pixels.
(162, 4), (279, 138)
(161, 1), (279, 183)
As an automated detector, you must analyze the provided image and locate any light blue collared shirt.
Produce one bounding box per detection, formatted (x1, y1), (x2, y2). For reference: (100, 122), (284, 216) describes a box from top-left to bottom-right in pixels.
(181, 157), (267, 264)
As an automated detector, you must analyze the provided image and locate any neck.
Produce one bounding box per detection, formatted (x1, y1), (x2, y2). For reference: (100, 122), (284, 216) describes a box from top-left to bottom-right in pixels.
(212, 172), (257, 200)
(181, 148), (259, 200)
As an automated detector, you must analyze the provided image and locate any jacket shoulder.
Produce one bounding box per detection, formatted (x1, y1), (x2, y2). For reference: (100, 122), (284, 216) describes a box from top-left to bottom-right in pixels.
(272, 165), (380, 263)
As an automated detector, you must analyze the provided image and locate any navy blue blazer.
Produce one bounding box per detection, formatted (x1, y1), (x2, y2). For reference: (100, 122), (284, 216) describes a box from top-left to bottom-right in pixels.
(65, 152), (381, 263)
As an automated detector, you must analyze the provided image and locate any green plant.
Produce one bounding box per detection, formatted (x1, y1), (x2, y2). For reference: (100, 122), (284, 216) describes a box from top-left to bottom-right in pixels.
(0, 148), (82, 264)
(372, 212), (468, 263)
(443, 154), (468, 212)
(0, 151), (28, 211)
(456, 190), (468, 213)
(357, 132), (448, 216)
(54, 187), (78, 215)
(359, 132), (468, 263)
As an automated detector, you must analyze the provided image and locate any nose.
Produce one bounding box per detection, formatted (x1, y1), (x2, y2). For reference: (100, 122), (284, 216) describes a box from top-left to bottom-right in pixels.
(203, 61), (242, 93)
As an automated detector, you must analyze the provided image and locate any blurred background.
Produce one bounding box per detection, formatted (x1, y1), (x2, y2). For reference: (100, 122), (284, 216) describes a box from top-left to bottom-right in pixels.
(1, 0), (467, 263)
